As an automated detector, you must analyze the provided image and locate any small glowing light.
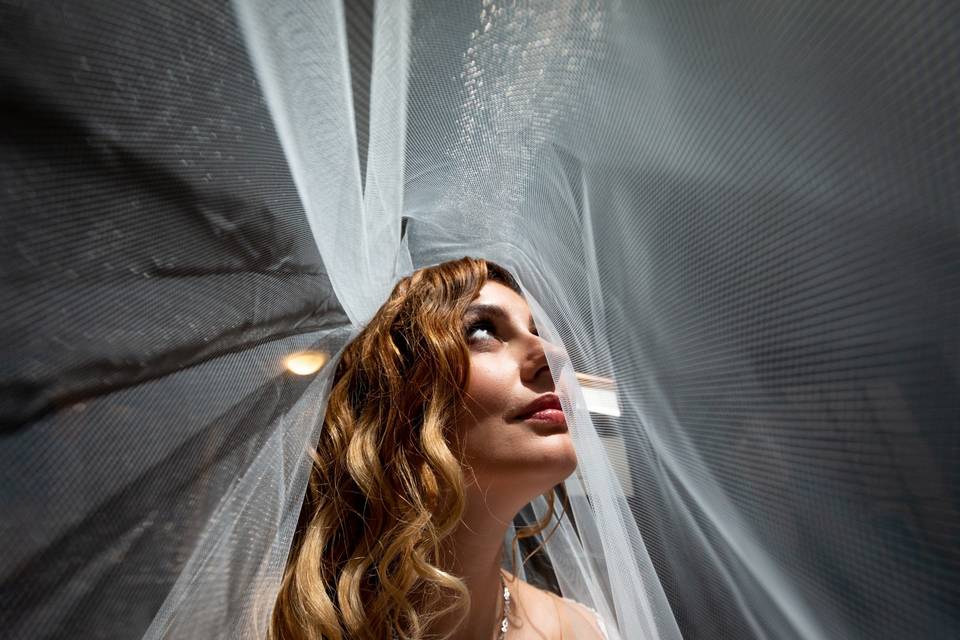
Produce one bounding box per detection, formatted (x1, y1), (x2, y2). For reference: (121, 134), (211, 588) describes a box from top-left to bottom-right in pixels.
(284, 351), (328, 376)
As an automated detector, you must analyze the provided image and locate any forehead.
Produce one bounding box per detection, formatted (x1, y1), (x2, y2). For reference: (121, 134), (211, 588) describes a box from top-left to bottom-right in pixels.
(470, 281), (531, 321)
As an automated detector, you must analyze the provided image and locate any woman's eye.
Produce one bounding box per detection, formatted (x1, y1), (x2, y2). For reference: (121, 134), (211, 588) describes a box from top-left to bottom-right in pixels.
(466, 321), (497, 343)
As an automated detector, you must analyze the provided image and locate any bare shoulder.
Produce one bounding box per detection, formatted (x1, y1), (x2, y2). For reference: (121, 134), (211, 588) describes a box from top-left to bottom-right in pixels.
(501, 572), (561, 639)
(554, 597), (609, 639)
(501, 572), (608, 640)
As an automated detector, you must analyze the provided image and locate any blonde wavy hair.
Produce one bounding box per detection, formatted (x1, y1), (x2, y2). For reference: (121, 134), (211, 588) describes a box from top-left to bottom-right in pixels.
(270, 257), (560, 640)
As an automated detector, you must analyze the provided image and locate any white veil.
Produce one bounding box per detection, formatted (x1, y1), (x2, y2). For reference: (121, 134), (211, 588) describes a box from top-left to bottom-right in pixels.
(2, 0), (957, 639)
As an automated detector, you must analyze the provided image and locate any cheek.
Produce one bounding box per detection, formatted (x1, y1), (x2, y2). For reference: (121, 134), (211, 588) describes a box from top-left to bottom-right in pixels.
(455, 358), (514, 468)
(462, 358), (512, 421)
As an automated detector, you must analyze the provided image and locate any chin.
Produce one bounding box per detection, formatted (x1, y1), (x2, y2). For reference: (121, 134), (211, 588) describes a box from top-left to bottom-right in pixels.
(532, 433), (579, 489)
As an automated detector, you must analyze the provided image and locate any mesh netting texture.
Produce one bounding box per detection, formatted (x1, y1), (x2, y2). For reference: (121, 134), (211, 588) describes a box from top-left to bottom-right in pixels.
(1, 1), (958, 638)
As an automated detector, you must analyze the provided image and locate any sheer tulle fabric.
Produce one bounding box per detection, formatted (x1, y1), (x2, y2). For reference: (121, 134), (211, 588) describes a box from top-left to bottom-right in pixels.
(1, 1), (957, 639)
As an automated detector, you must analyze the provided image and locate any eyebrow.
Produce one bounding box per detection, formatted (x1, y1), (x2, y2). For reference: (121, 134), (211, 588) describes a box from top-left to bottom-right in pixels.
(464, 303), (537, 332)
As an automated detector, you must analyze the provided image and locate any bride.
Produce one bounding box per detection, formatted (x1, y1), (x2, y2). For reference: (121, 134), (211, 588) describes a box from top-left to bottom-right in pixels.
(269, 257), (610, 639)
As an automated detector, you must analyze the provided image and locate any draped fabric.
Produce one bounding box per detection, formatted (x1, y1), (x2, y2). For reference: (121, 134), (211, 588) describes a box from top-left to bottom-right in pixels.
(1, 1), (957, 638)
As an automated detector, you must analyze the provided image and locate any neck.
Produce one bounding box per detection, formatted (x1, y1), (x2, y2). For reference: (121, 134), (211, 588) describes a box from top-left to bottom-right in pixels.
(432, 486), (520, 640)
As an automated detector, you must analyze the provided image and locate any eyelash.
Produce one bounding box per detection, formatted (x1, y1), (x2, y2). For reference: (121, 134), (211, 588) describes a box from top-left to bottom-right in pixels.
(464, 318), (540, 343)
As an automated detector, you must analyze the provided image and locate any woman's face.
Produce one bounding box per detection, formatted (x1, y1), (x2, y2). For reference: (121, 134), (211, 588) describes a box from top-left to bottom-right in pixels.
(456, 281), (578, 510)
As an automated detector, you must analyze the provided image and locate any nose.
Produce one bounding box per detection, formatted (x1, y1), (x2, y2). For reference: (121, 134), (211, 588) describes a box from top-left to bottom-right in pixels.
(519, 332), (555, 387)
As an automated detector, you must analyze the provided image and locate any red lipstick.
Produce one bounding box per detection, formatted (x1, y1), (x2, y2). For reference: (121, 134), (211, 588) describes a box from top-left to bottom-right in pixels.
(513, 394), (567, 427)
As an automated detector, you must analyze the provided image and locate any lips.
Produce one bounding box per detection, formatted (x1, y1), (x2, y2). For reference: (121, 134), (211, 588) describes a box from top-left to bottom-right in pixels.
(513, 394), (566, 427)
